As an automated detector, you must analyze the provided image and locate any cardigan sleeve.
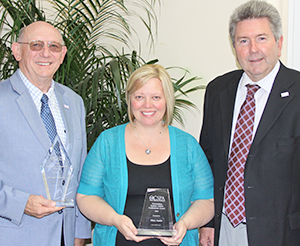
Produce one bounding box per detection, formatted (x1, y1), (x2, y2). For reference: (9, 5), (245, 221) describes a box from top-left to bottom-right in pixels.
(191, 137), (214, 201)
(170, 126), (214, 203)
(77, 132), (106, 197)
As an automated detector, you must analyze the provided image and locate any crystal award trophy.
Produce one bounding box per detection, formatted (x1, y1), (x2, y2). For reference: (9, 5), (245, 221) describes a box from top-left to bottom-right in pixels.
(137, 188), (177, 237)
(41, 135), (74, 207)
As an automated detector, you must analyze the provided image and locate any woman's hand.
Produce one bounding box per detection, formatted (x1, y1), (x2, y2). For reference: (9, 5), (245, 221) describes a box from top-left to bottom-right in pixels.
(113, 214), (150, 243)
(158, 199), (214, 245)
(157, 219), (187, 245)
(77, 194), (151, 243)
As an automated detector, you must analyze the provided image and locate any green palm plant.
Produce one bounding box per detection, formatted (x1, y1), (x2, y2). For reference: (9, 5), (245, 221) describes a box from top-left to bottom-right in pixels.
(0, 0), (204, 149)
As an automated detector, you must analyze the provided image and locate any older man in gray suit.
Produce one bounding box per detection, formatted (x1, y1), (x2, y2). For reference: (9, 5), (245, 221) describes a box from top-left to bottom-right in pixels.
(0, 21), (91, 246)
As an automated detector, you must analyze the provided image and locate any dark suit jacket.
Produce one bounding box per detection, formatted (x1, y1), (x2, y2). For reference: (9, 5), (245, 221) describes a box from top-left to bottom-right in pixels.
(200, 62), (300, 246)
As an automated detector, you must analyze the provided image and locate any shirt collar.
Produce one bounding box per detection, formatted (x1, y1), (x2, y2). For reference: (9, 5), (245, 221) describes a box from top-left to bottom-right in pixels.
(239, 60), (280, 93)
(18, 69), (55, 98)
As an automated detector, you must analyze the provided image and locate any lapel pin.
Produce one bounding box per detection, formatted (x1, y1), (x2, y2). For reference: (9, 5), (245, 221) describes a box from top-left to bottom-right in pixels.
(280, 91), (289, 98)
(64, 104), (69, 109)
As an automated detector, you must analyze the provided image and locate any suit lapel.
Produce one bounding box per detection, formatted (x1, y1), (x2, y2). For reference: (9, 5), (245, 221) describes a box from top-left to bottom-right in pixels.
(219, 72), (242, 158)
(251, 64), (295, 151)
(11, 73), (50, 151)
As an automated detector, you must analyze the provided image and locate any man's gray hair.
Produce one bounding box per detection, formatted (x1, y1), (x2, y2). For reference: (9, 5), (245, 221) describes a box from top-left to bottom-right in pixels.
(229, 0), (282, 47)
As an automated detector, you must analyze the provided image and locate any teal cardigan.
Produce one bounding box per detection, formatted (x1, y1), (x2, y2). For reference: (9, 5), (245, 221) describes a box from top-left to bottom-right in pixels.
(78, 123), (213, 245)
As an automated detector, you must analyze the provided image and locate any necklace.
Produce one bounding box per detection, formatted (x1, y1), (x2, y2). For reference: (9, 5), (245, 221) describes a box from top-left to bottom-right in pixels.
(134, 124), (165, 155)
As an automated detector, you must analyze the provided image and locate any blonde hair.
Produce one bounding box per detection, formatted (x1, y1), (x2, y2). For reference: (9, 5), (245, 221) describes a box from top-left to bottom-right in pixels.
(126, 64), (175, 126)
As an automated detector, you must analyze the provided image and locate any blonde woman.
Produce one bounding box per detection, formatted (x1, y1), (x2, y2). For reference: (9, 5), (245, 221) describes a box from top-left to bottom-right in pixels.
(77, 64), (214, 245)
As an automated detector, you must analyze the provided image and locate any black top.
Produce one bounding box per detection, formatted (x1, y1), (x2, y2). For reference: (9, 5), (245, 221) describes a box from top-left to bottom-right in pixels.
(115, 157), (174, 246)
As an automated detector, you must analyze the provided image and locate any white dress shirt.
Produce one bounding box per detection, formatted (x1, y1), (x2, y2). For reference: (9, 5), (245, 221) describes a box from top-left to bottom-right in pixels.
(229, 61), (280, 153)
(223, 61), (281, 219)
(18, 69), (67, 147)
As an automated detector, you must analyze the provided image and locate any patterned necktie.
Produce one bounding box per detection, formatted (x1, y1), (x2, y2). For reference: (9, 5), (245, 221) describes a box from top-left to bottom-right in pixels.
(40, 94), (62, 163)
(224, 84), (260, 227)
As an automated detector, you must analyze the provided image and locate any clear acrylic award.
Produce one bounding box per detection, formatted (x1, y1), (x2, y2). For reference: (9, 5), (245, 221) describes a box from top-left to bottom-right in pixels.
(137, 188), (177, 237)
(41, 135), (74, 207)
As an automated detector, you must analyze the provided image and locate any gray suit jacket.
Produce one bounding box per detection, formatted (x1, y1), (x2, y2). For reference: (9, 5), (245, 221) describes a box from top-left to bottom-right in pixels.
(0, 71), (91, 245)
(200, 62), (300, 246)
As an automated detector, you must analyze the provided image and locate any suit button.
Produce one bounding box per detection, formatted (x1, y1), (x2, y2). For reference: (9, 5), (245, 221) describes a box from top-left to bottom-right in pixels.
(219, 187), (223, 191)
(216, 214), (220, 218)
(176, 213), (180, 217)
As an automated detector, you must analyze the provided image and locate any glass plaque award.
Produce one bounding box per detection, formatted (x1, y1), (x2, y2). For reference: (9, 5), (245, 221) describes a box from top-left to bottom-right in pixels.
(137, 188), (176, 237)
(41, 136), (74, 207)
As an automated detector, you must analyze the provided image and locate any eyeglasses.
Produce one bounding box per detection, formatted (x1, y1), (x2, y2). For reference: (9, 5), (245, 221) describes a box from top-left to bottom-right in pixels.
(18, 40), (64, 53)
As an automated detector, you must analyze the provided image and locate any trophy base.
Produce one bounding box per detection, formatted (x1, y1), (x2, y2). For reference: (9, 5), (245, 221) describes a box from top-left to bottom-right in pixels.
(54, 199), (75, 208)
(137, 229), (177, 237)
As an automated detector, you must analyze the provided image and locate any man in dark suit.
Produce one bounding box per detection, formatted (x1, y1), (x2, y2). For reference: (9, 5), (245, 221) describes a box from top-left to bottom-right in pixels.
(199, 1), (300, 245)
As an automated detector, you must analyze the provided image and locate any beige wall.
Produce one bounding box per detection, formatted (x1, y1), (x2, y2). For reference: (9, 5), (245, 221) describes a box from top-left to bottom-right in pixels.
(127, 0), (289, 139)
(42, 0), (288, 139)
